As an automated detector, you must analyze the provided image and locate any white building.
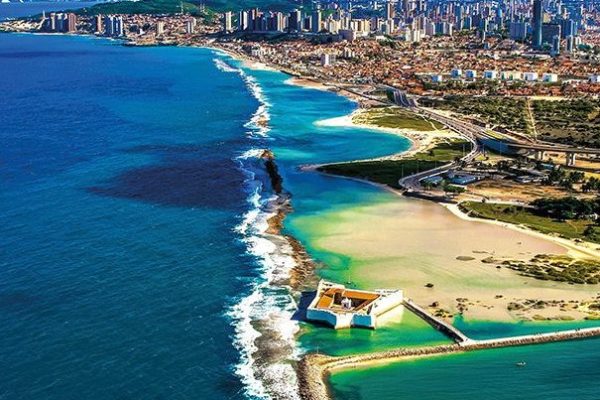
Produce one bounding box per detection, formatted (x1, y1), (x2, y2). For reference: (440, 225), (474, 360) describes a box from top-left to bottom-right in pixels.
(501, 70), (522, 81)
(223, 11), (232, 32)
(542, 73), (558, 83)
(321, 53), (332, 67)
(156, 21), (165, 36)
(523, 72), (539, 81)
(306, 280), (404, 329)
(483, 70), (498, 80)
(451, 68), (463, 78)
(589, 74), (600, 84)
(465, 69), (477, 79)
(185, 18), (196, 34)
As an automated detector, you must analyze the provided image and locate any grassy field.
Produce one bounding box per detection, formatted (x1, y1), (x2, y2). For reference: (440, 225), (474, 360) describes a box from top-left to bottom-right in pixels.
(353, 107), (445, 131)
(461, 201), (599, 243)
(420, 95), (600, 148)
(420, 95), (529, 133)
(318, 140), (469, 188)
(532, 99), (600, 148)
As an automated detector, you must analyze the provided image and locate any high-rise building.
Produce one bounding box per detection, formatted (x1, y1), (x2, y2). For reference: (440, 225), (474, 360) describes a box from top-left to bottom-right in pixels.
(566, 34), (575, 52)
(312, 9), (322, 33)
(238, 11), (249, 31)
(49, 12), (56, 31)
(385, 1), (395, 19)
(402, 0), (411, 15)
(66, 13), (76, 32)
(532, 0), (543, 48)
(542, 23), (561, 45)
(223, 11), (233, 32)
(510, 21), (529, 41)
(103, 15), (123, 37)
(94, 14), (103, 34)
(552, 34), (561, 54)
(186, 18), (196, 34)
(156, 21), (165, 36)
(288, 9), (302, 31)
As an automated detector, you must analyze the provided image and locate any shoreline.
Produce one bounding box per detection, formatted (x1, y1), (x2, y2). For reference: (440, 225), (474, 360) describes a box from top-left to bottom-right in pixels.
(9, 29), (600, 399)
(443, 202), (600, 260)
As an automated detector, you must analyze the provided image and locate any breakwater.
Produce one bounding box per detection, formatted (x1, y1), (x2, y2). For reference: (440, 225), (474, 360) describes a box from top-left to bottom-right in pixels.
(298, 326), (600, 400)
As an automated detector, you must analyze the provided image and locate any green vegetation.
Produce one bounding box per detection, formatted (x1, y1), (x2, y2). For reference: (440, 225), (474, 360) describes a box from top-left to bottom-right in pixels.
(203, 0), (295, 11)
(71, 0), (209, 17)
(532, 98), (600, 148)
(420, 95), (529, 133)
(461, 200), (600, 244)
(353, 107), (444, 131)
(502, 255), (600, 285)
(531, 196), (600, 220)
(71, 0), (294, 17)
(318, 140), (470, 188)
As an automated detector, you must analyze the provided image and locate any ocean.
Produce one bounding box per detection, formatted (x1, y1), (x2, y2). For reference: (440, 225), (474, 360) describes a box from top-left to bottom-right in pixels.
(0, 32), (410, 399)
(3, 31), (600, 400)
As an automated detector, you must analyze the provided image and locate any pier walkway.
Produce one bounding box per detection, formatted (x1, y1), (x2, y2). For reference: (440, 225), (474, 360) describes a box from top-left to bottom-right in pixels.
(403, 299), (472, 345)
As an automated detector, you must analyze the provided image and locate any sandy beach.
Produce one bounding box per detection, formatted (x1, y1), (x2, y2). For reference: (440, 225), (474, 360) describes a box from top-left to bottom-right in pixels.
(291, 195), (600, 322)
(314, 109), (460, 161)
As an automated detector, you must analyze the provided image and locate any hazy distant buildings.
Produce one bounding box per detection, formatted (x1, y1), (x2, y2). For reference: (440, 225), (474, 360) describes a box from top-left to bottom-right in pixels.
(223, 12), (233, 33)
(103, 15), (123, 37)
(532, 0), (543, 48)
(186, 18), (196, 34)
(43, 12), (77, 33)
(510, 21), (529, 41)
(312, 9), (322, 33)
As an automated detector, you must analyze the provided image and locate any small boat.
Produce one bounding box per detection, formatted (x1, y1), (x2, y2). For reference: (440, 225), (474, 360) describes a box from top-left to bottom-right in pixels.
(515, 361), (527, 367)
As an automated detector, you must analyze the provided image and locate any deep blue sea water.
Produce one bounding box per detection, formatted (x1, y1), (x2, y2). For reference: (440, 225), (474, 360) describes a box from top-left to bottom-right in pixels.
(0, 33), (260, 400)
(0, 33), (411, 399)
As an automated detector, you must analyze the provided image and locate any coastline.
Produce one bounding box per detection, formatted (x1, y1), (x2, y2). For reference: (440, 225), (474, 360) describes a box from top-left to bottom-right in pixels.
(443, 202), (600, 260)
(8, 29), (600, 400)
(213, 44), (600, 400)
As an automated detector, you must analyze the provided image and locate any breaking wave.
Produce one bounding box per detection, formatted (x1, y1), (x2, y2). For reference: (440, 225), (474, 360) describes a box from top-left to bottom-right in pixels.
(217, 54), (302, 400)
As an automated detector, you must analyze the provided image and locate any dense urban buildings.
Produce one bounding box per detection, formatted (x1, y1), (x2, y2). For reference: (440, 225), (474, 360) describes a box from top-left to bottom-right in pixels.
(6, 0), (600, 96)
(227, 0), (586, 53)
